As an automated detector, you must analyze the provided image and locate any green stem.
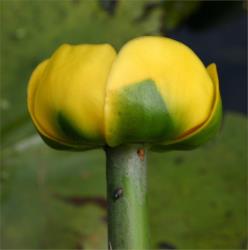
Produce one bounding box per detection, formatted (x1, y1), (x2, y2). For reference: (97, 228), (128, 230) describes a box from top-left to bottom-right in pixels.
(105, 144), (149, 250)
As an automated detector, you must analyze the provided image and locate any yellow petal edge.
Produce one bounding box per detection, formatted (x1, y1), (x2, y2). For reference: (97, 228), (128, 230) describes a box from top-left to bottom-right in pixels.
(152, 63), (222, 150)
(104, 36), (215, 145)
(28, 44), (117, 148)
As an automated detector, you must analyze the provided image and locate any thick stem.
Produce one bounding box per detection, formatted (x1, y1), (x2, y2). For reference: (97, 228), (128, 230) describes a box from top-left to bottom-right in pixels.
(105, 144), (149, 250)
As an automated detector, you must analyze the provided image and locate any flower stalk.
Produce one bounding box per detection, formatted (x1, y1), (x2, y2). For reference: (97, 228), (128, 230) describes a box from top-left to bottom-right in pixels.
(27, 36), (222, 249)
(106, 144), (149, 249)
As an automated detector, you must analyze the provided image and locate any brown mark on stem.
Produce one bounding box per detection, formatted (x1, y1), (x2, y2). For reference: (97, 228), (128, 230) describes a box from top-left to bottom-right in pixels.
(137, 148), (145, 161)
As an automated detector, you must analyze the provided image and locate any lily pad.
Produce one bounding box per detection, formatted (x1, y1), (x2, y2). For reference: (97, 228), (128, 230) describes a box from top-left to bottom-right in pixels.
(1, 112), (247, 249)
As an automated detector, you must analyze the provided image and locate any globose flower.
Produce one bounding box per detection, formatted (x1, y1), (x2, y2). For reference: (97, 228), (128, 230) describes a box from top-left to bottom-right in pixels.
(27, 36), (222, 151)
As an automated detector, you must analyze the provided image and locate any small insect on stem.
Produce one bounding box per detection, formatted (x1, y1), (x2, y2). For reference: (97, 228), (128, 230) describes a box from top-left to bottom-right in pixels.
(113, 187), (123, 201)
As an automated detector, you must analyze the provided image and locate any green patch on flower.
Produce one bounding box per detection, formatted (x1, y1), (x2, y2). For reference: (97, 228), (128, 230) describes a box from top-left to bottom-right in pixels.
(109, 80), (175, 146)
(36, 113), (103, 151)
(153, 98), (223, 151)
(57, 112), (85, 141)
(50, 112), (103, 150)
(57, 112), (102, 145)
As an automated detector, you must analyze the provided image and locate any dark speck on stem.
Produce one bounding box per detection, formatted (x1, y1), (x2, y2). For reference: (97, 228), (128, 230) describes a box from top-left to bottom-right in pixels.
(113, 188), (123, 201)
(158, 241), (177, 249)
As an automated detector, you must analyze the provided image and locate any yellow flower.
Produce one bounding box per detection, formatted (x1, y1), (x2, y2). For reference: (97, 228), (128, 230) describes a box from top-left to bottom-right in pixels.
(27, 36), (222, 151)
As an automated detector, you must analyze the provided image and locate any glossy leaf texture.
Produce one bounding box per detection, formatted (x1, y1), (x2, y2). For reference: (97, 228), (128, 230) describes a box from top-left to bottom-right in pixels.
(1, 113), (246, 249)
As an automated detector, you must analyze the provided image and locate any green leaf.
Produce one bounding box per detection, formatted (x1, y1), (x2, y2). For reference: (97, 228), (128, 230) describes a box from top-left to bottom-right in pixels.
(1, 1), (246, 249)
(1, 113), (247, 249)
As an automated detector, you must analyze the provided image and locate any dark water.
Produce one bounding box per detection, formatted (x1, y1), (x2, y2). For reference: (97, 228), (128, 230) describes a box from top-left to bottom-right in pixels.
(169, 9), (247, 115)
